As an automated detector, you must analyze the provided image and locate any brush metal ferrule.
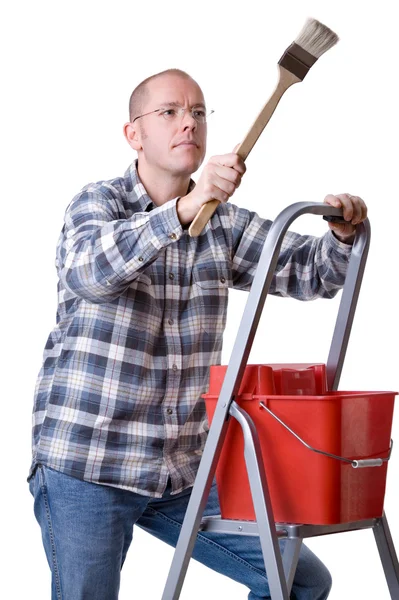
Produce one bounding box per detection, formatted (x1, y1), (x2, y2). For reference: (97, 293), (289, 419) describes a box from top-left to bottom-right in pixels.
(278, 42), (318, 80)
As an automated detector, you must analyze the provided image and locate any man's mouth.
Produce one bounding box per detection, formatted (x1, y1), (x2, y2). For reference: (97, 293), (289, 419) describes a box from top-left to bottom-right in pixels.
(175, 141), (199, 148)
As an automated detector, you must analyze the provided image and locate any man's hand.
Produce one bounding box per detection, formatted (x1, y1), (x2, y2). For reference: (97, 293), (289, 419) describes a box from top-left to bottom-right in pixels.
(177, 152), (246, 226)
(324, 194), (368, 244)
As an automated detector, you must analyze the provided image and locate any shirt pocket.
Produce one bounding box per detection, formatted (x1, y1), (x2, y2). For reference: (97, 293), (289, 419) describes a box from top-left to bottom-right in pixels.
(192, 263), (231, 334)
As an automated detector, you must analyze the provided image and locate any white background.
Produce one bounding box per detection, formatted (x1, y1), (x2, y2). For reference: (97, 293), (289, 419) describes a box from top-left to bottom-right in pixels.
(1, 0), (398, 598)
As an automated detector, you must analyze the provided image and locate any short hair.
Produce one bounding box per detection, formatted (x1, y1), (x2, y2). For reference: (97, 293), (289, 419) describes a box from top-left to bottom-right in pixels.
(128, 69), (197, 122)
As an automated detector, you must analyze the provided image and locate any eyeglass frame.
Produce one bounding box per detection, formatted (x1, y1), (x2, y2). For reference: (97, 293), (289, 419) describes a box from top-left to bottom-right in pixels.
(132, 105), (214, 124)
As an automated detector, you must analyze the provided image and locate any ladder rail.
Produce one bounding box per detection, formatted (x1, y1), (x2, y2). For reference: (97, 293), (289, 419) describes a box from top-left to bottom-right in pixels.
(161, 203), (399, 600)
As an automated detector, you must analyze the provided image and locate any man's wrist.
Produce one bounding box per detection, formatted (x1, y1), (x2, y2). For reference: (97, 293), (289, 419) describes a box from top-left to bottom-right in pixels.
(176, 194), (198, 227)
(332, 230), (355, 245)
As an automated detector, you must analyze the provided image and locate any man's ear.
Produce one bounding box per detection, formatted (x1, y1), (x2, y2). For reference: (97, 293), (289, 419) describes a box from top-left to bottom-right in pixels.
(123, 121), (143, 151)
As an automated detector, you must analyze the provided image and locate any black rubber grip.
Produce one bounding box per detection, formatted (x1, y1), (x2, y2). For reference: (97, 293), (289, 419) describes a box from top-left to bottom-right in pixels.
(323, 215), (347, 224)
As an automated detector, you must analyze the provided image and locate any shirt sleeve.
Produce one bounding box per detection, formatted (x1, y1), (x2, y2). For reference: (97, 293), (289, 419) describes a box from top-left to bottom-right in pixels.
(56, 191), (183, 303)
(226, 203), (352, 300)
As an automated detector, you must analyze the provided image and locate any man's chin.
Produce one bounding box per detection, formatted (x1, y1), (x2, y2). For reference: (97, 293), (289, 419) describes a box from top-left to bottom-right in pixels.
(171, 155), (204, 177)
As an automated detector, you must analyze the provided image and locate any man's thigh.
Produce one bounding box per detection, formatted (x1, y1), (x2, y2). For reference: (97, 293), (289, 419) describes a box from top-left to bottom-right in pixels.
(29, 465), (148, 600)
(137, 482), (331, 600)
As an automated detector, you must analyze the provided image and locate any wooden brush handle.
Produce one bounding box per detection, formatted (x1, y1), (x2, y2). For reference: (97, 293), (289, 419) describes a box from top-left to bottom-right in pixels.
(188, 66), (301, 237)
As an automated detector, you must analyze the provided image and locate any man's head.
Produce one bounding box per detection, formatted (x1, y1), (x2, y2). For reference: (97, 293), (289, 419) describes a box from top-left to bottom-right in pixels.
(124, 69), (208, 178)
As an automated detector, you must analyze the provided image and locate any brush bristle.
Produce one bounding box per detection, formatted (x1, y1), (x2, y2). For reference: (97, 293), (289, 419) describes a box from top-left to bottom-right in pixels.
(295, 18), (339, 59)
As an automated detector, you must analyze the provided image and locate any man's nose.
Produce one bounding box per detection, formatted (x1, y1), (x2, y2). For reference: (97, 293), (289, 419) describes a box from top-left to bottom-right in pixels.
(181, 110), (197, 130)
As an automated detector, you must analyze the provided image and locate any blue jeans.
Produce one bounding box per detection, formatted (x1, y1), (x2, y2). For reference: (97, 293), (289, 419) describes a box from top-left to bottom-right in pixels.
(29, 465), (332, 599)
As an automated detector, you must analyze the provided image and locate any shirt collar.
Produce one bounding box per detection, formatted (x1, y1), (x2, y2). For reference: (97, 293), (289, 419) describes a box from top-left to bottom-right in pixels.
(124, 160), (195, 212)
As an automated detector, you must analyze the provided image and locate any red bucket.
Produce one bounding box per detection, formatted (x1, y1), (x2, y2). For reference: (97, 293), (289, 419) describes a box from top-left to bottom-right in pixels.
(203, 364), (396, 525)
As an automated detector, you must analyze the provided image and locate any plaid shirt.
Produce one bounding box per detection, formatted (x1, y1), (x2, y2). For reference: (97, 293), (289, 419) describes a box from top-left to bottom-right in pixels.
(30, 161), (351, 497)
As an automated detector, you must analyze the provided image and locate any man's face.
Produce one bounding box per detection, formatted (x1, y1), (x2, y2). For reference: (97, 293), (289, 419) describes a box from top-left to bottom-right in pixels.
(135, 74), (207, 177)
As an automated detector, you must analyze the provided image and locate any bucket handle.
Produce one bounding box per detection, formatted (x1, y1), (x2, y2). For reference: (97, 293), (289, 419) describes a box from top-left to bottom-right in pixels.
(259, 401), (393, 468)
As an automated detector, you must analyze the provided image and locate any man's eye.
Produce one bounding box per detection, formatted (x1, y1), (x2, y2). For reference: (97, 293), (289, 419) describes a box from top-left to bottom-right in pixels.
(193, 110), (206, 118)
(162, 109), (177, 117)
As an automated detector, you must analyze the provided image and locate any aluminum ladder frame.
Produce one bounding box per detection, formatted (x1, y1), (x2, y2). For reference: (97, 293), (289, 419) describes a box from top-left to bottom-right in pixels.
(162, 202), (399, 599)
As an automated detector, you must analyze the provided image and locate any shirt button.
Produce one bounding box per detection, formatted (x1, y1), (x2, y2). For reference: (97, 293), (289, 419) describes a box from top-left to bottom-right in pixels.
(169, 233), (177, 240)
(166, 408), (173, 415)
(169, 273), (174, 280)
(138, 256), (144, 262)
(220, 276), (226, 284)
(172, 364), (178, 371)
(168, 318), (174, 325)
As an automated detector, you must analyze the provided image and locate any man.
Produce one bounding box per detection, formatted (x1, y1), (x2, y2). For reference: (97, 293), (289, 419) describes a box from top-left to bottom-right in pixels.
(29, 68), (367, 599)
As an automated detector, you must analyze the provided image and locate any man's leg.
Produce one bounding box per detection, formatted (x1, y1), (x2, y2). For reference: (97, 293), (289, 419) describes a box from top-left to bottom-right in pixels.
(137, 481), (332, 600)
(29, 465), (148, 600)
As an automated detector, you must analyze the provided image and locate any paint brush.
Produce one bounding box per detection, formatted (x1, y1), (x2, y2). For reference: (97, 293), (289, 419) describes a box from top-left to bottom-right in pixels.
(188, 18), (339, 237)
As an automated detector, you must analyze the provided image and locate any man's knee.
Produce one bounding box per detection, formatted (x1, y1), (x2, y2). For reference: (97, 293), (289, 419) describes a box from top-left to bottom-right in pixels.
(316, 564), (332, 600)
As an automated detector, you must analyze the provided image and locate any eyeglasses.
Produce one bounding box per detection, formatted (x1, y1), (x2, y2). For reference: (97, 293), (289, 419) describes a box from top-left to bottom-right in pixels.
(132, 106), (214, 124)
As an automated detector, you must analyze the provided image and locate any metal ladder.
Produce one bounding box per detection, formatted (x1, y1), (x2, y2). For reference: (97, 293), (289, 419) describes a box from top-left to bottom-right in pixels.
(162, 202), (399, 599)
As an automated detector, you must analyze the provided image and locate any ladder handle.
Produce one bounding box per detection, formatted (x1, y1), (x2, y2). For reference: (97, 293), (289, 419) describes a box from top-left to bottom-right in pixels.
(234, 201), (370, 392)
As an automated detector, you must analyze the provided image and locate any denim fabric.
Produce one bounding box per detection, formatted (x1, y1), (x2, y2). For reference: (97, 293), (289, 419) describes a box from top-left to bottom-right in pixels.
(29, 465), (332, 599)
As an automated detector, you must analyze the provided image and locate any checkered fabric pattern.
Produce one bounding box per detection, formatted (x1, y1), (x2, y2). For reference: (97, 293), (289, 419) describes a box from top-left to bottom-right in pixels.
(30, 161), (352, 497)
